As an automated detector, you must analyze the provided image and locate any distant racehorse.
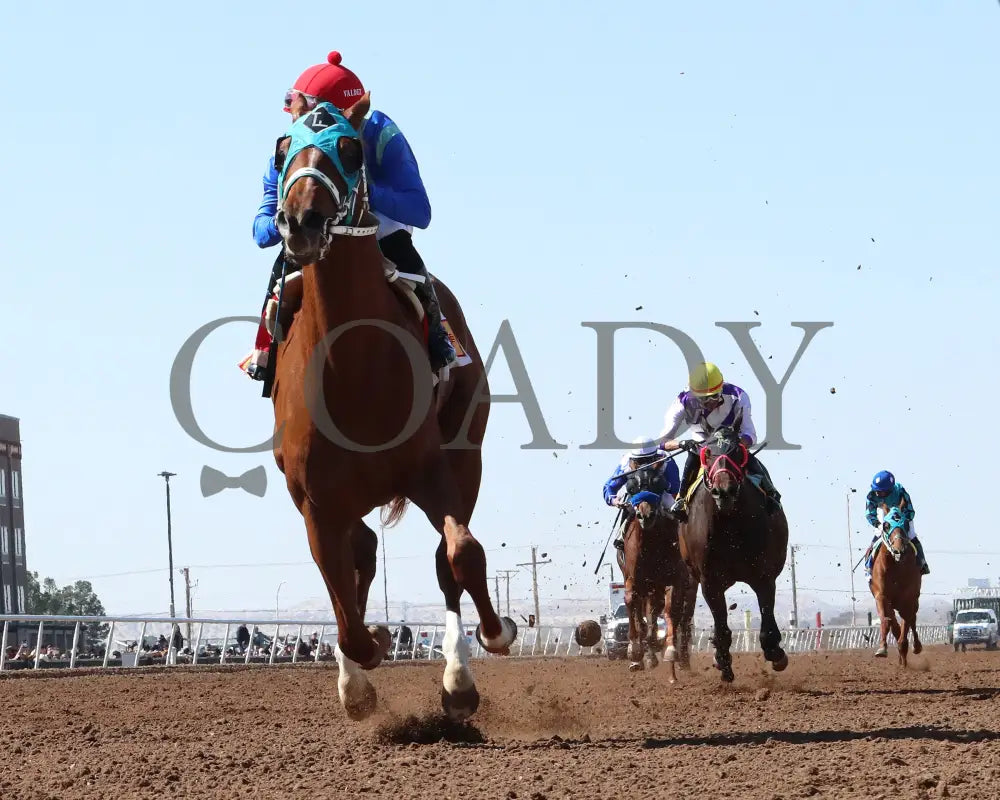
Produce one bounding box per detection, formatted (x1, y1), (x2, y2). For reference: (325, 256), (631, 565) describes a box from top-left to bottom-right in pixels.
(869, 504), (923, 666)
(619, 464), (697, 682)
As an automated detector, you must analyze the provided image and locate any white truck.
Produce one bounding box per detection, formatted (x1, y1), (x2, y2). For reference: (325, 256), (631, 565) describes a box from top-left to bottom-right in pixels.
(952, 607), (998, 652)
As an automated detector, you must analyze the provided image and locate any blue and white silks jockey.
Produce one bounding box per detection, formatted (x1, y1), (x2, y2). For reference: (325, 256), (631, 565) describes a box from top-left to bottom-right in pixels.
(603, 438), (681, 547)
(862, 470), (930, 576)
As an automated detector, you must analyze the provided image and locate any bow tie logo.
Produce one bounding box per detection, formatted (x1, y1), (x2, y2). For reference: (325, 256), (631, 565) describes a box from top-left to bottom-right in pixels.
(200, 465), (267, 498)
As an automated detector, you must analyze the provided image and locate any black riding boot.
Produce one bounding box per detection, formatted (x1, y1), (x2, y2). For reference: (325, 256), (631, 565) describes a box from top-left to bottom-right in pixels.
(748, 454), (782, 514)
(378, 230), (457, 376)
(669, 452), (701, 522)
(246, 250), (288, 383)
(911, 536), (930, 575)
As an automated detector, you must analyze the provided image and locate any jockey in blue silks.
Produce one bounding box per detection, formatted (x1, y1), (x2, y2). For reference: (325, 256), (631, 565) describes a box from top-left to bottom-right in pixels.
(862, 470), (930, 577)
(603, 438), (681, 551)
(240, 50), (457, 383)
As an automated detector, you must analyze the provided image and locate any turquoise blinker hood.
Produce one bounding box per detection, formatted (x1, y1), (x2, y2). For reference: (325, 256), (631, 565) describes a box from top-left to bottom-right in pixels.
(277, 102), (364, 209)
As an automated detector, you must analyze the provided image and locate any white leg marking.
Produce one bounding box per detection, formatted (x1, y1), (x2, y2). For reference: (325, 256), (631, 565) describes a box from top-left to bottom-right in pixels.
(335, 643), (372, 708)
(442, 610), (475, 695)
(480, 616), (516, 650)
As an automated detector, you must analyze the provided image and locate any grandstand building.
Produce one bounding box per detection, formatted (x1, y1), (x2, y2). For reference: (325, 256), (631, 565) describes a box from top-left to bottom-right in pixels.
(0, 415), (27, 627)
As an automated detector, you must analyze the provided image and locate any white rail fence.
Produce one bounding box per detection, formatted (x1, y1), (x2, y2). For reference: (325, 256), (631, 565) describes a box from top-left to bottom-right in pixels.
(0, 614), (952, 673)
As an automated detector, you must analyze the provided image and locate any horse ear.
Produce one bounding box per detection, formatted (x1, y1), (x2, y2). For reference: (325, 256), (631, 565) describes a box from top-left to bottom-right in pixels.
(337, 135), (364, 174)
(343, 91), (371, 131)
(273, 135), (291, 171)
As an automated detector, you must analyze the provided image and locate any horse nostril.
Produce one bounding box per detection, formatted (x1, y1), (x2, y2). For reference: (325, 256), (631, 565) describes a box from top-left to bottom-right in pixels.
(302, 209), (325, 230)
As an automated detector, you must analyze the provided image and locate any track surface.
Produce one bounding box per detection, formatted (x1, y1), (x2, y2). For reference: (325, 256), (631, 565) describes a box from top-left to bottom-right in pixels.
(2, 646), (999, 799)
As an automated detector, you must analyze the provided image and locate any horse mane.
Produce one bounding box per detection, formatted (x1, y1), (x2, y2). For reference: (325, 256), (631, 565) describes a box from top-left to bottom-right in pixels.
(380, 496), (410, 528)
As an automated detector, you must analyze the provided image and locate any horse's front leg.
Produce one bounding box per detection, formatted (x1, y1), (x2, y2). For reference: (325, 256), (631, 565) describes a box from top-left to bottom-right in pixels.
(626, 581), (645, 672)
(703, 580), (734, 682)
(302, 503), (389, 721)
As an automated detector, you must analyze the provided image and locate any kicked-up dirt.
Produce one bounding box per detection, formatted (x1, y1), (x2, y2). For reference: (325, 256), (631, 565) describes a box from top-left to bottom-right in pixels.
(2, 645), (999, 799)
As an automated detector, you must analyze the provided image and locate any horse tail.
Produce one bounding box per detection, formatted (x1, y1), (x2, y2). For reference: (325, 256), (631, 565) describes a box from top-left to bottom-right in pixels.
(380, 496), (410, 529)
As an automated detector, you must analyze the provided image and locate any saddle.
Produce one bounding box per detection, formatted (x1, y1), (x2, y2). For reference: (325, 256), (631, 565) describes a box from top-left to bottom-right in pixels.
(257, 260), (473, 392)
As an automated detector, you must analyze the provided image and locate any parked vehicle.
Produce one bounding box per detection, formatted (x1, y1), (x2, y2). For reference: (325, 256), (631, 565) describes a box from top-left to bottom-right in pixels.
(952, 608), (998, 652)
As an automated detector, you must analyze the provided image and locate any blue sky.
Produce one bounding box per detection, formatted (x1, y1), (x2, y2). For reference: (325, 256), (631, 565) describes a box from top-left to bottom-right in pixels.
(2, 2), (999, 621)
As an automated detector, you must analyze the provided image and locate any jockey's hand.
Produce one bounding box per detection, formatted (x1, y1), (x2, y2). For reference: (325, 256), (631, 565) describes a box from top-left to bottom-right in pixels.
(662, 440), (679, 451)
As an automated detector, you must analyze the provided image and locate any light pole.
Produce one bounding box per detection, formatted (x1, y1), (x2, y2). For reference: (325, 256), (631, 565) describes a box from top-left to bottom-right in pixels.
(157, 471), (177, 619)
(847, 490), (858, 626)
(276, 581), (286, 619)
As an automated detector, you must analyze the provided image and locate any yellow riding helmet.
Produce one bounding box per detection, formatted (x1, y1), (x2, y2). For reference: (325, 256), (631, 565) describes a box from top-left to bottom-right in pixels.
(689, 361), (724, 397)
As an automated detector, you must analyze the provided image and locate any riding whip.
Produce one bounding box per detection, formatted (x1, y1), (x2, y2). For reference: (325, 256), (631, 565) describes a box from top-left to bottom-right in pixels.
(594, 505), (624, 576)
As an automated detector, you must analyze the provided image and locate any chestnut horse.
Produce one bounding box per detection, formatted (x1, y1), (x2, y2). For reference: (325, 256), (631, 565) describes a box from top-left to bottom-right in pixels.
(676, 425), (789, 682)
(869, 504), (922, 666)
(619, 473), (697, 682)
(268, 96), (516, 721)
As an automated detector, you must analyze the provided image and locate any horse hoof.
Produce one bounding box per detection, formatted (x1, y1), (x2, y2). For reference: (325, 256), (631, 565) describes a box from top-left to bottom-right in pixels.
(476, 617), (517, 654)
(368, 625), (392, 659)
(720, 666), (735, 683)
(628, 661), (644, 672)
(441, 685), (480, 722)
(874, 647), (888, 658)
(644, 654), (659, 670)
(770, 651), (789, 672)
(341, 679), (378, 721)
(665, 645), (678, 663)
(913, 642), (923, 655)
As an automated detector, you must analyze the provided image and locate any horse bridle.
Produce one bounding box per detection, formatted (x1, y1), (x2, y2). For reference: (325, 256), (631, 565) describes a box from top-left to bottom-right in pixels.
(701, 442), (748, 491)
(278, 151), (379, 242)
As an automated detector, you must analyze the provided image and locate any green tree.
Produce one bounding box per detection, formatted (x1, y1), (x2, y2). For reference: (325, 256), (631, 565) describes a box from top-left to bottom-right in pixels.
(25, 571), (109, 644)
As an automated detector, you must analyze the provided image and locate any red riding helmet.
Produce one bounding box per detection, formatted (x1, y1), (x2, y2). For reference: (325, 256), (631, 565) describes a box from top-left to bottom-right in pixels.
(284, 51), (365, 113)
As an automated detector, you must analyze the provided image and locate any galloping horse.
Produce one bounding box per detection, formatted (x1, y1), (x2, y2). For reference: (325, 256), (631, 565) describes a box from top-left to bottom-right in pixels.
(268, 95), (516, 721)
(619, 466), (697, 681)
(869, 504), (923, 665)
(676, 425), (789, 682)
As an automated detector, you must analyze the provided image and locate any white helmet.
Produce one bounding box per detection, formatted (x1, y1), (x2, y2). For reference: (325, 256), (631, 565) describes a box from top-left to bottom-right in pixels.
(628, 436), (658, 459)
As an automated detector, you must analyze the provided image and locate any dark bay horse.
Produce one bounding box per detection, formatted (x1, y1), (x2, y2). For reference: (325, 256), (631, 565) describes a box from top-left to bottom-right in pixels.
(268, 95), (516, 721)
(676, 426), (789, 682)
(618, 468), (697, 681)
(869, 504), (922, 665)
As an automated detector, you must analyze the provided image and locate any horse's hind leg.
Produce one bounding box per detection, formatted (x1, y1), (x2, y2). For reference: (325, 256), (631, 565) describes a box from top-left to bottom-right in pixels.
(751, 578), (787, 672)
(644, 590), (663, 672)
(412, 454), (516, 720)
(897, 613), (911, 668)
(626, 582), (645, 672)
(662, 585), (681, 683)
(351, 520), (379, 617)
(703, 580), (735, 682)
(432, 538), (480, 718)
(911, 611), (923, 655)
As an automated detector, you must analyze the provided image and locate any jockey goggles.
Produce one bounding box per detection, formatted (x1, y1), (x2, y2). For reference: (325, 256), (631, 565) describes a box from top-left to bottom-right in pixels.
(696, 392), (724, 409)
(283, 89), (320, 113)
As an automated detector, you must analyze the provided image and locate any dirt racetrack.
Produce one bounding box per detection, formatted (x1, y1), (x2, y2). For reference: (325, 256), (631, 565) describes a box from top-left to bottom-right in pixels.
(2, 645), (1000, 800)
